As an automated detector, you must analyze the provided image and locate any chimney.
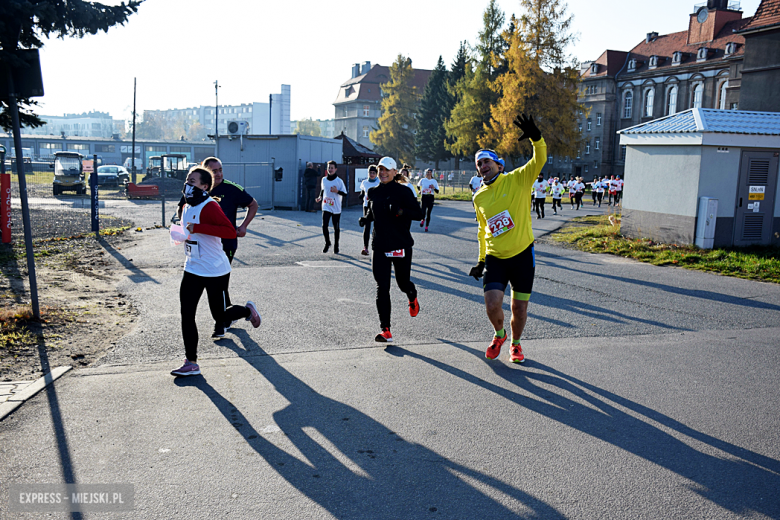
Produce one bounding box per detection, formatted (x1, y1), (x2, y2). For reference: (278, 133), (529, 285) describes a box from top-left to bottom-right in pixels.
(646, 31), (658, 43)
(361, 61), (371, 75)
(351, 63), (360, 78)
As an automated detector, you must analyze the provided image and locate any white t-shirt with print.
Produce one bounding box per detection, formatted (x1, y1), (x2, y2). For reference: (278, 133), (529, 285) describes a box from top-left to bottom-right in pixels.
(551, 184), (565, 198)
(532, 179), (549, 198)
(615, 179), (624, 191)
(574, 182), (585, 193)
(418, 178), (439, 196)
(360, 177), (380, 208)
(321, 176), (347, 214)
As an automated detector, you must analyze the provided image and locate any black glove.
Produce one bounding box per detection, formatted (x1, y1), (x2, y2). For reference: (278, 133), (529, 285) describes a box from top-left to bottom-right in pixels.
(513, 114), (541, 142)
(469, 261), (485, 280)
(358, 216), (366, 228)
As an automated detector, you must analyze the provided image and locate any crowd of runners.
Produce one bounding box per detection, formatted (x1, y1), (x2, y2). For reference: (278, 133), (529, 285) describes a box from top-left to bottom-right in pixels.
(169, 113), (622, 376)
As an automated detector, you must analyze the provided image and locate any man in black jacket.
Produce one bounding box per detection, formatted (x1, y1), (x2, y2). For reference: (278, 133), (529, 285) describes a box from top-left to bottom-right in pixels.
(302, 162), (319, 212)
(359, 156), (424, 343)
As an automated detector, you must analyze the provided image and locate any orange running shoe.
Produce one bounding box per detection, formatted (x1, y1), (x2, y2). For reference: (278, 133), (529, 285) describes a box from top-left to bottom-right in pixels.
(510, 344), (525, 363)
(375, 327), (393, 343)
(409, 298), (420, 317)
(485, 333), (507, 360)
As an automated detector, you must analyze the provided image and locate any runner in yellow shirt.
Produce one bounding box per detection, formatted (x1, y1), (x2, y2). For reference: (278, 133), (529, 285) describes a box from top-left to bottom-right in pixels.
(468, 114), (546, 363)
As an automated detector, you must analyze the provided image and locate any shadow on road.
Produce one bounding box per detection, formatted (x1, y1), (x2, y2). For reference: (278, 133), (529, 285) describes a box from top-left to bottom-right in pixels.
(97, 236), (160, 285)
(173, 335), (564, 519)
(383, 339), (780, 518)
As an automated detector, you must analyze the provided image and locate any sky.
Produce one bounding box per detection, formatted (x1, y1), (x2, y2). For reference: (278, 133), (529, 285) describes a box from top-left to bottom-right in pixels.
(33, 0), (762, 123)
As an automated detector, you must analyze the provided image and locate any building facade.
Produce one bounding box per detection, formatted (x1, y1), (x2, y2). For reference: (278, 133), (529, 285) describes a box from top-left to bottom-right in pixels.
(145, 84), (291, 138)
(735, 0), (780, 111)
(333, 61), (431, 150)
(24, 111), (125, 139)
(578, 0), (761, 179)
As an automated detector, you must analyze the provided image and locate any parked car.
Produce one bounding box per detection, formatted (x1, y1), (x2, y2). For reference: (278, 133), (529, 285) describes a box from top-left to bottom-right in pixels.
(96, 165), (130, 186)
(52, 151), (85, 195)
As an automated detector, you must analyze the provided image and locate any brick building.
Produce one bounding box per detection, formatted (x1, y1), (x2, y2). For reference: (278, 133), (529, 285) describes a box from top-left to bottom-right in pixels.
(333, 61), (431, 150)
(577, 0), (765, 179)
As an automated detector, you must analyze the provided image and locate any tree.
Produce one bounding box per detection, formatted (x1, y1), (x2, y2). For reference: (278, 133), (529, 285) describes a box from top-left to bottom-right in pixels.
(0, 0), (143, 131)
(445, 1), (506, 158)
(481, 3), (582, 164)
(370, 54), (419, 166)
(135, 111), (168, 140)
(415, 56), (450, 168)
(294, 118), (322, 137)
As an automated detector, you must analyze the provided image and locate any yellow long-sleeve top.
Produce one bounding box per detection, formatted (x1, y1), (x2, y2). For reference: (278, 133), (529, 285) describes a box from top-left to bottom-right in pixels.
(474, 138), (547, 262)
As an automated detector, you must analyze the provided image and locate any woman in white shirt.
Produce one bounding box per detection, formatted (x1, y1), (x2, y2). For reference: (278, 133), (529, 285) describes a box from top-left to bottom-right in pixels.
(416, 168), (440, 232)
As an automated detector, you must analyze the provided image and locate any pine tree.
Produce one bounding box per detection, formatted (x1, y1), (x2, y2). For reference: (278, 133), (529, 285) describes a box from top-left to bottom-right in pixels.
(481, 2), (582, 164)
(415, 56), (450, 168)
(445, 1), (506, 159)
(0, 0), (143, 131)
(370, 54), (419, 166)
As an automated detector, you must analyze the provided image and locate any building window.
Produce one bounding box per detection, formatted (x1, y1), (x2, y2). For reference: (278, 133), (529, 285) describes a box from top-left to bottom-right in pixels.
(71, 144), (89, 150)
(597, 113), (602, 126)
(146, 146), (166, 152)
(644, 88), (655, 117)
(627, 59), (637, 72)
(585, 141), (591, 155)
(578, 123), (582, 132)
(590, 63), (599, 74)
(585, 166), (589, 173)
(171, 146), (189, 152)
(595, 138), (600, 151)
(620, 145), (627, 162)
(548, 156), (553, 164)
(692, 83), (704, 109)
(649, 56), (658, 69)
(718, 80), (728, 110)
(672, 52), (682, 65)
(362, 126), (369, 138)
(697, 48), (709, 61)
(725, 42), (737, 56)
(667, 85), (678, 115)
(623, 90), (633, 119)
(41, 143), (61, 150)
(96, 145), (115, 153)
(594, 161), (599, 169)
(730, 102), (739, 109)
(587, 120), (592, 131)
(576, 149), (581, 159)
(363, 105), (370, 117)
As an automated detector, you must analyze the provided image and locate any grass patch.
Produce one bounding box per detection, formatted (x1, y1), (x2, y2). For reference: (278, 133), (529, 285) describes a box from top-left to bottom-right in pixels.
(0, 305), (40, 352)
(551, 214), (780, 283)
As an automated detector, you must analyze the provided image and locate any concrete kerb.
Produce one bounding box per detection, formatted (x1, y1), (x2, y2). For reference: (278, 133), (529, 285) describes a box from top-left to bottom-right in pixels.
(0, 366), (72, 421)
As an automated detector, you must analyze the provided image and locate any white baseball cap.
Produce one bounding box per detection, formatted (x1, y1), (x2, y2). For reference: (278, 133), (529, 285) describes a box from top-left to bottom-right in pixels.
(377, 157), (397, 170)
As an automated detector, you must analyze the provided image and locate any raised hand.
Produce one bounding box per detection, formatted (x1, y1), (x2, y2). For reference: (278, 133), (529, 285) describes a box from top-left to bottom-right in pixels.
(513, 114), (542, 142)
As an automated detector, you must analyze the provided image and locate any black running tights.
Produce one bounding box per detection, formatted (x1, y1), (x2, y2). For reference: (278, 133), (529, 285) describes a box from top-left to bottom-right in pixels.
(421, 195), (434, 226)
(372, 249), (416, 329)
(180, 271), (249, 362)
(322, 211), (341, 245)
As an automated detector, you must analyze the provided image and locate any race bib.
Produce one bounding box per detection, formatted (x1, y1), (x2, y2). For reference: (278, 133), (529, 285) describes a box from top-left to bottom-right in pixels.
(487, 209), (515, 237)
(324, 197), (335, 206)
(185, 239), (200, 260)
(422, 188), (432, 195)
(385, 249), (405, 258)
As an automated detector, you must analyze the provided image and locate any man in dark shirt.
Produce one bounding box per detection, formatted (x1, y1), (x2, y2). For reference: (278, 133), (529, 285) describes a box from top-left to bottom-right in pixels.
(178, 157), (258, 337)
(302, 162), (320, 212)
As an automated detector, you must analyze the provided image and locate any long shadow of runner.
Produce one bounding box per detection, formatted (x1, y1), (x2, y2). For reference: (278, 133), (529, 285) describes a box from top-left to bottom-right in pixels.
(388, 340), (780, 518)
(174, 336), (565, 519)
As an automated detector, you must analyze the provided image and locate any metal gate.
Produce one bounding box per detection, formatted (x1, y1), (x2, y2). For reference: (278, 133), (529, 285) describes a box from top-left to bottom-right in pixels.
(221, 161), (274, 210)
(733, 150), (779, 247)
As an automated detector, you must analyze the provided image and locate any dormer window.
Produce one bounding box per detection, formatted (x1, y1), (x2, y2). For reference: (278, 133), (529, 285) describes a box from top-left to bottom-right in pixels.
(590, 63), (599, 74)
(697, 47), (709, 61)
(672, 52), (683, 65)
(725, 42), (737, 56)
(627, 59), (637, 72)
(649, 56), (660, 69)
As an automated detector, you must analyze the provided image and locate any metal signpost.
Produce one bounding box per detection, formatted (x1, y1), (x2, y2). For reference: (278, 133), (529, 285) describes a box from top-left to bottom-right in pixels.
(91, 154), (99, 232)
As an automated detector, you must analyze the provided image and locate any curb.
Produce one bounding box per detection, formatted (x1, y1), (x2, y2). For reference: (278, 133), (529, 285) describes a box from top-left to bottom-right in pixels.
(0, 366), (72, 422)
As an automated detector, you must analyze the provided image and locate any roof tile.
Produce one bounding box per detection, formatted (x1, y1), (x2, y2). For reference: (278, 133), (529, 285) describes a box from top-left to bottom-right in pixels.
(619, 108), (780, 135)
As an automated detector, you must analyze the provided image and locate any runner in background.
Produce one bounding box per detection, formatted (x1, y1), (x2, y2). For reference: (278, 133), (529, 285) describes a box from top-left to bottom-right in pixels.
(359, 164), (380, 256)
(607, 175), (616, 206)
(550, 178), (565, 215)
(398, 166), (418, 197)
(470, 114), (546, 364)
(614, 175), (624, 207)
(567, 175), (577, 210)
(594, 176), (607, 207)
(573, 176), (586, 210)
(591, 176), (599, 206)
(532, 173), (548, 219)
(359, 157), (424, 343)
(315, 160), (347, 254)
(417, 168), (440, 232)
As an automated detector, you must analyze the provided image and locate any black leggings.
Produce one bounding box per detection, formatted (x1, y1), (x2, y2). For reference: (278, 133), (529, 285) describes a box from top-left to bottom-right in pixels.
(552, 198), (562, 211)
(362, 206), (371, 249)
(596, 192), (604, 206)
(372, 249), (416, 329)
(322, 211), (341, 245)
(534, 198), (545, 218)
(574, 192), (583, 209)
(180, 271), (250, 362)
(421, 195), (434, 226)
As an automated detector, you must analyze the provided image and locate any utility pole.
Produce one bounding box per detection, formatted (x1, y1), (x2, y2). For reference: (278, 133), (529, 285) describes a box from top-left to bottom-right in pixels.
(214, 80), (220, 156)
(131, 77), (137, 183)
(268, 93), (273, 134)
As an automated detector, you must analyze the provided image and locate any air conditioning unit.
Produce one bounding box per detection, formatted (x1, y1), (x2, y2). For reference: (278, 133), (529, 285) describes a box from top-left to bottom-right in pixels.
(227, 120), (249, 135)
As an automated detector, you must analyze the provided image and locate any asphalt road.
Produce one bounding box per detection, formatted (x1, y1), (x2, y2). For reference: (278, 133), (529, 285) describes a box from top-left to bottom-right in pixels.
(2, 200), (779, 519)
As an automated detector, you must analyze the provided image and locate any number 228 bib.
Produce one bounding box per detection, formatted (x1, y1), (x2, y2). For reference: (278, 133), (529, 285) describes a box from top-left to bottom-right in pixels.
(487, 209), (515, 237)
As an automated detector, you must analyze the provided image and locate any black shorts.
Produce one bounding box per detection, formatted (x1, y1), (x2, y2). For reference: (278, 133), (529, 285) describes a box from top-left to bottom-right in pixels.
(483, 244), (535, 300)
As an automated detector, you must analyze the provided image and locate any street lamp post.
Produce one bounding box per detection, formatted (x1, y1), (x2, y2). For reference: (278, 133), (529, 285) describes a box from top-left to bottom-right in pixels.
(214, 80), (220, 156)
